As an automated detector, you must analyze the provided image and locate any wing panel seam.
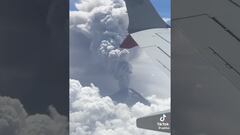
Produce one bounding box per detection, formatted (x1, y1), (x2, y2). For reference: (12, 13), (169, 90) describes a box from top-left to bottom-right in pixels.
(155, 33), (170, 44)
(156, 59), (170, 72)
(208, 47), (240, 76)
(173, 14), (240, 42)
(229, 0), (240, 8)
(211, 17), (240, 42)
(157, 46), (171, 58)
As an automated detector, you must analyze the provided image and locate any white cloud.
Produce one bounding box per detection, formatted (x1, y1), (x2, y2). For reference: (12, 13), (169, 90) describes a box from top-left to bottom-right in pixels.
(70, 79), (170, 135)
(0, 96), (68, 135)
(163, 18), (171, 25)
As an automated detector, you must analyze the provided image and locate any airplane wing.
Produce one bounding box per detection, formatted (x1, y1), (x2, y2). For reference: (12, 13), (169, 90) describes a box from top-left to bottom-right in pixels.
(122, 0), (171, 133)
(121, 28), (171, 76)
(172, 0), (240, 134)
(121, 0), (171, 77)
(137, 110), (171, 133)
(124, 0), (169, 33)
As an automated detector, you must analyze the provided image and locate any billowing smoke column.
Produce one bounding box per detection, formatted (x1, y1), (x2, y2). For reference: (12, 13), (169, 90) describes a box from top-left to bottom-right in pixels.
(70, 0), (132, 94)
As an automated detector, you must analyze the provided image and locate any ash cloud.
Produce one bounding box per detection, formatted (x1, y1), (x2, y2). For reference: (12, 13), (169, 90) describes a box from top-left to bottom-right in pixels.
(70, 0), (131, 95)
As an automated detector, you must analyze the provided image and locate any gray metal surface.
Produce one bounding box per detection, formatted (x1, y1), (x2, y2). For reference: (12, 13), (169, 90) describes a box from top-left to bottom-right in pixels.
(137, 110), (171, 133)
(131, 28), (171, 77)
(172, 0), (240, 134)
(123, 0), (171, 133)
(124, 0), (169, 33)
(173, 0), (240, 38)
(174, 15), (240, 90)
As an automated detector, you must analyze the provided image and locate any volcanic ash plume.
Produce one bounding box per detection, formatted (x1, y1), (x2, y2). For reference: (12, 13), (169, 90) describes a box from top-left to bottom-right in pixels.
(70, 0), (132, 92)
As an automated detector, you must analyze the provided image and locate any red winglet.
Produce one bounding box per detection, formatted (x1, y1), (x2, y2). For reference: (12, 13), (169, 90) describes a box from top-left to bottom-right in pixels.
(120, 35), (138, 49)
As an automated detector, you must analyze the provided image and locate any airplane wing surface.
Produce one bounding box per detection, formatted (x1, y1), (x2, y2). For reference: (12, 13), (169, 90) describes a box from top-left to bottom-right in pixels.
(122, 0), (171, 77)
(122, 0), (240, 134)
(124, 0), (169, 33)
(174, 15), (240, 89)
(137, 110), (171, 133)
(130, 28), (171, 77)
(172, 0), (240, 134)
(122, 0), (171, 133)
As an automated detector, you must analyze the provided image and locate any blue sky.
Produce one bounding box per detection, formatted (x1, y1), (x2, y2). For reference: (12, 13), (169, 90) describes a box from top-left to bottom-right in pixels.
(70, 0), (170, 18)
(151, 0), (170, 18)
